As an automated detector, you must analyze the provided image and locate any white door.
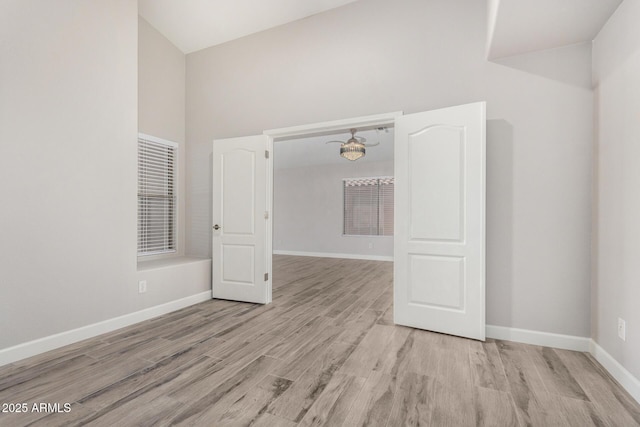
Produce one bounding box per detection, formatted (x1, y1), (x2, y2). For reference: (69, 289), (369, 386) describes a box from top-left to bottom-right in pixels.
(394, 102), (486, 340)
(212, 135), (272, 304)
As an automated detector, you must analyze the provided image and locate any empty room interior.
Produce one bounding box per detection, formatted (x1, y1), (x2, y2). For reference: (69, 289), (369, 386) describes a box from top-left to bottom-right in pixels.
(2, 0), (640, 425)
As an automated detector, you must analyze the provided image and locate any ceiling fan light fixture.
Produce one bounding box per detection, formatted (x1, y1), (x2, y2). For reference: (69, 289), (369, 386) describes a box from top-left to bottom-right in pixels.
(340, 141), (365, 161)
(338, 128), (366, 161)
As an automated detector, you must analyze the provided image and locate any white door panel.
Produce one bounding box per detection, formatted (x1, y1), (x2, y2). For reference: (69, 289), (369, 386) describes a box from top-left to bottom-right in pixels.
(394, 102), (486, 340)
(222, 149), (256, 235)
(212, 135), (271, 304)
(408, 125), (465, 241)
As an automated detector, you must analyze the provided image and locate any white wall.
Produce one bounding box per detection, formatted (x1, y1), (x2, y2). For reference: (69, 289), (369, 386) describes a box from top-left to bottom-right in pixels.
(186, 0), (593, 337)
(138, 16), (187, 258)
(136, 17), (212, 303)
(0, 1), (208, 356)
(0, 0), (138, 350)
(592, 0), (640, 380)
(485, 43), (593, 337)
(274, 161), (394, 258)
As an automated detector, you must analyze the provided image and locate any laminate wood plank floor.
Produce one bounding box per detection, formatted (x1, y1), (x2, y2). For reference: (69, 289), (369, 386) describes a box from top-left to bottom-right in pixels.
(1, 255), (639, 426)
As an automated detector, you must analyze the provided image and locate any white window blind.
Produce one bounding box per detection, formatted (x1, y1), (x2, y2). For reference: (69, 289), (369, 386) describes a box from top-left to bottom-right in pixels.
(138, 134), (177, 256)
(343, 177), (394, 236)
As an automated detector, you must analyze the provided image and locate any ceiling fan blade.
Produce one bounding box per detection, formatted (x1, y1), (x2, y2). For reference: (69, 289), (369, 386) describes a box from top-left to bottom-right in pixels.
(325, 140), (345, 144)
(363, 142), (380, 147)
(354, 136), (367, 143)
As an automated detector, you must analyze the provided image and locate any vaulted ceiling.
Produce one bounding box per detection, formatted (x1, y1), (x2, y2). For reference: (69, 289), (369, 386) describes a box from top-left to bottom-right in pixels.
(138, 0), (623, 59)
(487, 0), (621, 59)
(138, 0), (358, 53)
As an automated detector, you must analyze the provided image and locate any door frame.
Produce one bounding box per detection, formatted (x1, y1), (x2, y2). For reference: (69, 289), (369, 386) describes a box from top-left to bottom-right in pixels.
(218, 107), (485, 339)
(263, 111), (403, 302)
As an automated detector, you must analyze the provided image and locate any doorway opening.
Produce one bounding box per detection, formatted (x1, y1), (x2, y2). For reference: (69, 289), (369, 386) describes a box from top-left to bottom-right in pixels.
(265, 113), (400, 306)
(212, 103), (486, 341)
(272, 127), (395, 263)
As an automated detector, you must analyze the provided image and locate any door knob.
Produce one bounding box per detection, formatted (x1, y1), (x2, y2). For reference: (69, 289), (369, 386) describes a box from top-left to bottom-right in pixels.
(213, 224), (220, 230)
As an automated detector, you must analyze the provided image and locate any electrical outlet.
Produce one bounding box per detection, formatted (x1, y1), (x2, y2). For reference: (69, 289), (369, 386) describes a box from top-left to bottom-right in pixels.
(138, 280), (147, 294)
(618, 317), (626, 341)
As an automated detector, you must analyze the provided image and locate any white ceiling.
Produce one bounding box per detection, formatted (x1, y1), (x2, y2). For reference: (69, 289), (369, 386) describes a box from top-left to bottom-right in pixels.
(139, 0), (623, 60)
(274, 128), (394, 170)
(487, 0), (621, 59)
(138, 0), (358, 53)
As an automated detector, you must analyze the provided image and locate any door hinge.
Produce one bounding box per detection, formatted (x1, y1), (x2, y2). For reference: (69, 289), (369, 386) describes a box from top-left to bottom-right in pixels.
(264, 272), (269, 281)
(265, 150), (270, 159)
(264, 211), (269, 219)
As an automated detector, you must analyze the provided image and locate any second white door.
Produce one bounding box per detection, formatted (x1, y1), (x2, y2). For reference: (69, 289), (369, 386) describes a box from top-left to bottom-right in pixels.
(212, 135), (271, 304)
(394, 102), (486, 341)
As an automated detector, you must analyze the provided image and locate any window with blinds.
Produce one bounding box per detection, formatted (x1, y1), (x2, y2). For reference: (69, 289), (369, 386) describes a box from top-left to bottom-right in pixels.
(343, 177), (394, 236)
(138, 134), (177, 256)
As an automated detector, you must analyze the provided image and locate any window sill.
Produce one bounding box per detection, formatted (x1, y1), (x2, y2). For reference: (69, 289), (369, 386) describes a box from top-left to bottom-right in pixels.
(137, 256), (211, 272)
(342, 234), (394, 238)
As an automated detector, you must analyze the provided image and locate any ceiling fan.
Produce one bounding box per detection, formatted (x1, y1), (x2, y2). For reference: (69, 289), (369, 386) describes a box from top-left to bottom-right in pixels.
(326, 128), (380, 161)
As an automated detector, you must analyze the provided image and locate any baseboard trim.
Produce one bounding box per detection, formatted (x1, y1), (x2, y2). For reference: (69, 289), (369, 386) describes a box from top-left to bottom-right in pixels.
(0, 291), (212, 367)
(485, 327), (639, 404)
(273, 250), (393, 262)
(486, 325), (590, 352)
(589, 340), (640, 404)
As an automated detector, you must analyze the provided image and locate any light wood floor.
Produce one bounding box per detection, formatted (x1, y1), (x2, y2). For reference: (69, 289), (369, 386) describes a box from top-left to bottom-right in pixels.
(1, 256), (639, 426)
